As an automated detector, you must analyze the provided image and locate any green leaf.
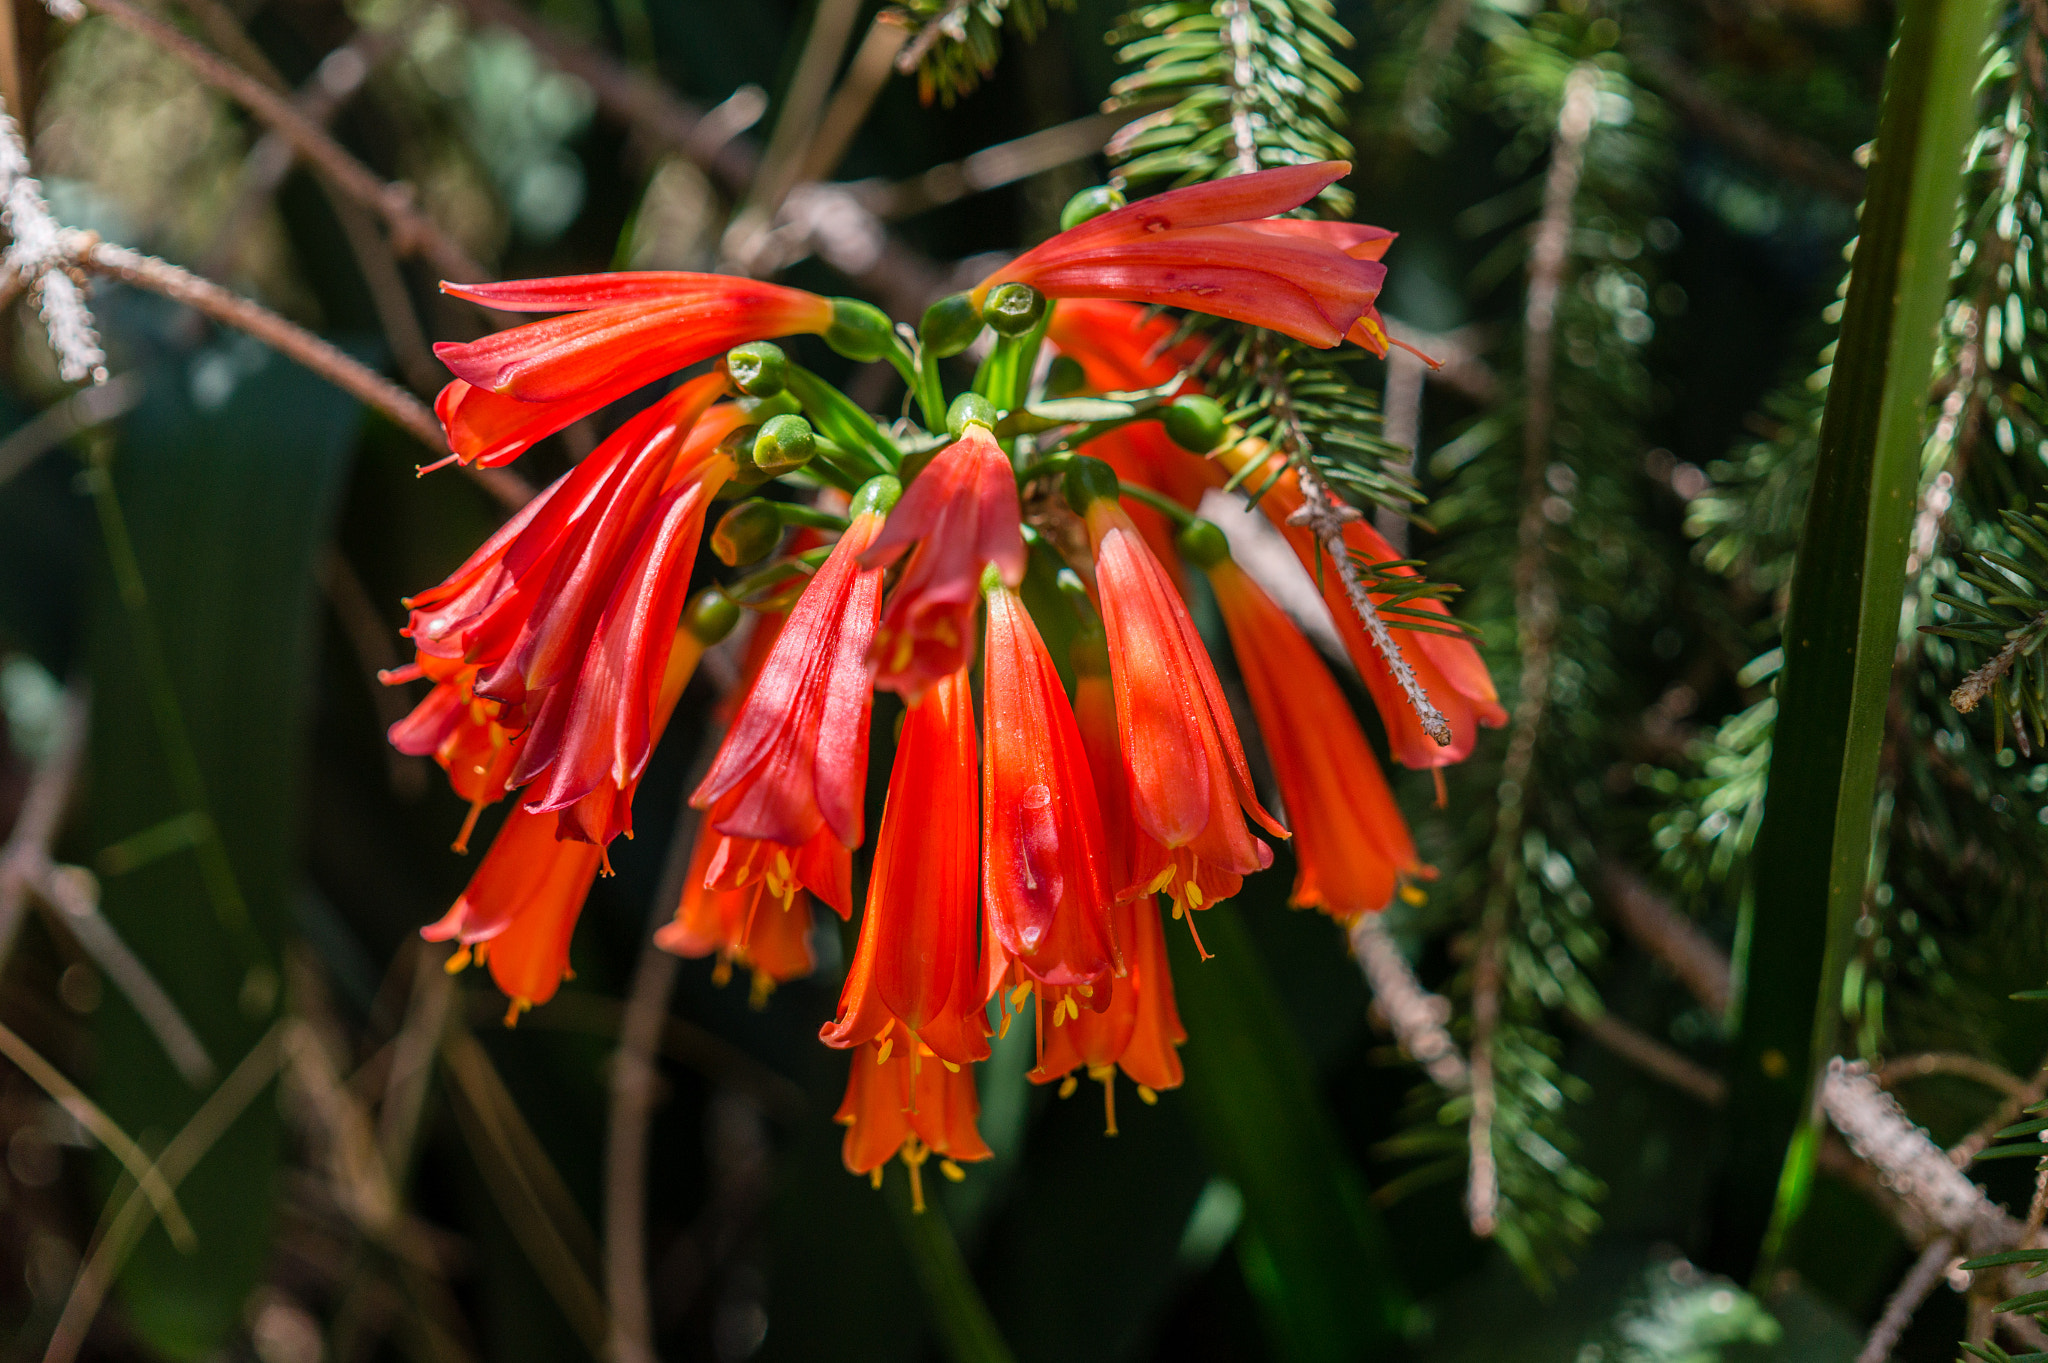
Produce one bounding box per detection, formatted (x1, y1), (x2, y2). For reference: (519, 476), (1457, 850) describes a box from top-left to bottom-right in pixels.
(86, 335), (360, 1358)
(1165, 900), (1415, 1359)
(1714, 0), (1997, 1284)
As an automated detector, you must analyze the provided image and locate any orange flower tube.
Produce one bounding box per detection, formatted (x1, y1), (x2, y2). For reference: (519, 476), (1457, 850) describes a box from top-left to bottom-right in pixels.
(654, 818), (823, 1000)
(980, 580), (1116, 990)
(835, 1037), (992, 1209)
(822, 668), (987, 1066)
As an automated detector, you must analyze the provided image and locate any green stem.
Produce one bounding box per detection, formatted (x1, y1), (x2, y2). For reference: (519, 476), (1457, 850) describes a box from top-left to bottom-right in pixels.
(1013, 453), (1075, 485)
(785, 365), (903, 471)
(915, 345), (949, 435)
(1713, 0), (1995, 1284)
(887, 1182), (1018, 1363)
(1119, 483), (1198, 527)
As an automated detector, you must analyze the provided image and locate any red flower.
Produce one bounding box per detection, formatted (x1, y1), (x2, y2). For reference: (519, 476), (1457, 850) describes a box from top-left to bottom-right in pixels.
(400, 375), (744, 843)
(431, 273), (834, 467)
(860, 424), (1025, 699)
(822, 668), (988, 1066)
(1081, 495), (1287, 918)
(654, 817), (828, 1001)
(971, 163), (1386, 348)
(691, 491), (892, 848)
(383, 654), (520, 853)
(835, 1038), (991, 1209)
(1208, 558), (1427, 919)
(1240, 218), (1439, 362)
(980, 581), (1116, 990)
(1218, 441), (1506, 768)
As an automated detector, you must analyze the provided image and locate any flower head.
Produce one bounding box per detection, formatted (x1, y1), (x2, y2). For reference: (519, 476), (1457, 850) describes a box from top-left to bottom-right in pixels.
(1079, 490), (1287, 918)
(860, 424), (1025, 699)
(691, 482), (894, 848)
(835, 1038), (991, 1210)
(822, 668), (988, 1066)
(654, 816), (826, 1002)
(432, 273), (834, 467)
(1208, 557), (1427, 919)
(971, 162), (1386, 348)
(980, 580), (1116, 990)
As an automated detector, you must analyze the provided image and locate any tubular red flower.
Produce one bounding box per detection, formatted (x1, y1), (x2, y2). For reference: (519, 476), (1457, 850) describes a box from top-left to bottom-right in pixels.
(980, 583), (1116, 990)
(654, 816), (823, 1000)
(972, 163), (1386, 348)
(1083, 498), (1286, 916)
(822, 669), (988, 1066)
(1209, 560), (1427, 920)
(691, 507), (887, 848)
(1217, 441), (1506, 768)
(835, 1036), (992, 1208)
(431, 273), (834, 466)
(861, 425), (1025, 699)
(385, 655), (521, 852)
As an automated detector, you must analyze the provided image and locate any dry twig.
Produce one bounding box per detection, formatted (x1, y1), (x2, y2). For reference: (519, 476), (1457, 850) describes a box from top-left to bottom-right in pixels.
(1348, 912), (1468, 1090)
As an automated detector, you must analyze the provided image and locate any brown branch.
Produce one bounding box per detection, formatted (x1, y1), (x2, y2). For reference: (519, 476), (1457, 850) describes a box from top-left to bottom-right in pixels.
(1878, 1051), (2027, 1099)
(58, 230), (533, 510)
(1951, 1048), (2048, 1169)
(1599, 862), (1733, 1015)
(1349, 912), (1468, 1090)
(1855, 1235), (1956, 1363)
(60, 0), (489, 285)
(1569, 1009), (1727, 1106)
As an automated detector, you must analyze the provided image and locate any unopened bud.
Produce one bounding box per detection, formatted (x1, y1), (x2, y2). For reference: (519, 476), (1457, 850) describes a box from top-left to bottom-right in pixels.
(1162, 394), (1227, 453)
(727, 341), (788, 396)
(920, 293), (982, 358)
(751, 414), (815, 476)
(947, 393), (998, 440)
(1059, 186), (1125, 231)
(1175, 519), (1231, 569)
(825, 298), (894, 362)
(1062, 456), (1120, 514)
(850, 474), (902, 519)
(686, 588), (741, 644)
(712, 499), (783, 566)
(983, 282), (1046, 337)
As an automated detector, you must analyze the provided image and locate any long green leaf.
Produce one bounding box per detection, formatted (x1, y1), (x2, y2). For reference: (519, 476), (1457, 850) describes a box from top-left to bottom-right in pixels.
(1713, 0), (1995, 1282)
(1166, 901), (1414, 1360)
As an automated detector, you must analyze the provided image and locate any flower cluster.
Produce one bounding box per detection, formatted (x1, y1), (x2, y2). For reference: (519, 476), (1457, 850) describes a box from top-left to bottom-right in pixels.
(388, 161), (1502, 1201)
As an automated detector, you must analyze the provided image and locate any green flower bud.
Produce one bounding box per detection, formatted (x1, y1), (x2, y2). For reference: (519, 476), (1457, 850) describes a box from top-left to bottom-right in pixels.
(982, 282), (1046, 337)
(1161, 394), (1228, 453)
(1059, 185), (1126, 231)
(686, 588), (742, 644)
(919, 293), (982, 359)
(850, 474), (902, 520)
(946, 392), (998, 440)
(1062, 456), (1120, 514)
(751, 414), (816, 476)
(824, 298), (895, 362)
(1175, 519), (1231, 569)
(1044, 354), (1087, 397)
(711, 499), (783, 566)
(726, 341), (788, 396)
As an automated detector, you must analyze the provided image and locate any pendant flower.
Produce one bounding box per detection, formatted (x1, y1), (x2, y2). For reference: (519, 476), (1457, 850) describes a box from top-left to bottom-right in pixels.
(1075, 479), (1287, 919)
(655, 816), (824, 1002)
(822, 668), (988, 1066)
(431, 273), (835, 467)
(836, 1039), (992, 1211)
(692, 479), (896, 849)
(860, 423), (1025, 699)
(980, 578), (1116, 990)
(1206, 554), (1427, 919)
(970, 162), (1386, 348)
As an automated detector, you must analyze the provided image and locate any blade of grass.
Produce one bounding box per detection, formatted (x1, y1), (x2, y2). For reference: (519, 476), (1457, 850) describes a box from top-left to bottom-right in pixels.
(887, 1183), (1019, 1363)
(1713, 0), (1996, 1283)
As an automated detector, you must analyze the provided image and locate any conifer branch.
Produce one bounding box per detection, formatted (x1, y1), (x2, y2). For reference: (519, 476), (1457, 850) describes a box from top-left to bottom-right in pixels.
(0, 94), (103, 384)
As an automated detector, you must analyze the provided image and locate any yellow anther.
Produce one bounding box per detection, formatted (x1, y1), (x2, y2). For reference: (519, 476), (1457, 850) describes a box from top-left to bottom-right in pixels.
(711, 958), (733, 988)
(503, 997), (530, 1028)
(1011, 982), (1034, 1007)
(443, 945), (472, 975)
(1399, 883), (1428, 907)
(1146, 867), (1176, 895)
(1185, 883), (1205, 909)
(1137, 1085), (1158, 1106)
(941, 1059), (960, 1073)
(1058, 1075), (1079, 1099)
(940, 1159), (966, 1183)
(870, 1167), (884, 1189)
(748, 971), (774, 1010)
(876, 1037), (894, 1066)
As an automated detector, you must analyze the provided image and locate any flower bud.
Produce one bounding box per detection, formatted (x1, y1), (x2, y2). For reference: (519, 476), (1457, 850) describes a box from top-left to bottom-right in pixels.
(751, 414), (816, 476)
(850, 474), (903, 520)
(825, 298), (895, 361)
(1044, 354), (1087, 397)
(712, 499), (783, 566)
(686, 587), (742, 644)
(726, 341), (788, 397)
(919, 293), (982, 358)
(1062, 456), (1120, 514)
(982, 282), (1046, 337)
(1175, 519), (1231, 569)
(1059, 185), (1125, 230)
(946, 393), (998, 439)
(1161, 394), (1227, 453)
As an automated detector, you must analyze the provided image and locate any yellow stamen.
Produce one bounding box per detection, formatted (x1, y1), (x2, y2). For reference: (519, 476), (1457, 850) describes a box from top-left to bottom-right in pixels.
(443, 945), (472, 975)
(1399, 883), (1428, 907)
(1185, 882), (1205, 909)
(1433, 767), (1448, 809)
(902, 1140), (929, 1213)
(749, 971), (774, 1009)
(1010, 982), (1034, 1008)
(1137, 1085), (1158, 1106)
(1101, 1075), (1118, 1136)
(503, 997), (530, 1028)
(876, 1036), (894, 1066)
(941, 1059), (960, 1073)
(870, 1167), (884, 1189)
(940, 1159), (966, 1183)
(1058, 1075), (1079, 1099)
(1146, 866), (1176, 895)
(452, 799), (486, 855)
(712, 958), (733, 988)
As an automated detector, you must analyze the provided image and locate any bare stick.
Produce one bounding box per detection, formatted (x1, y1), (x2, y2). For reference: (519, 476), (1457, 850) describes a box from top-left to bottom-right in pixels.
(1950, 1047), (2048, 1169)
(862, 110), (1139, 221)
(0, 92), (104, 383)
(796, 16), (912, 188)
(1822, 1058), (2014, 1250)
(1569, 1009), (1726, 1106)
(1349, 912), (1467, 1090)
(1879, 1051), (2027, 1098)
(1599, 862), (1732, 1015)
(53, 0), (488, 284)
(1855, 1235), (1956, 1363)
(0, 681), (91, 964)
(57, 231), (533, 511)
